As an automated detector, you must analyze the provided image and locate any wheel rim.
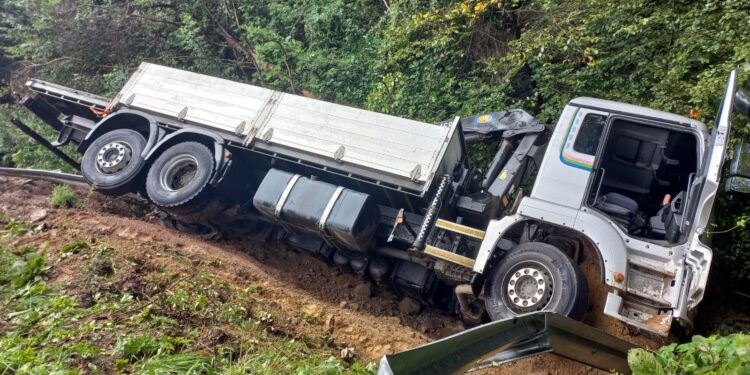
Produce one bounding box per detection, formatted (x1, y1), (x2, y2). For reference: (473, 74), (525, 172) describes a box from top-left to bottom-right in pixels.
(160, 155), (198, 191)
(503, 261), (554, 313)
(96, 141), (133, 174)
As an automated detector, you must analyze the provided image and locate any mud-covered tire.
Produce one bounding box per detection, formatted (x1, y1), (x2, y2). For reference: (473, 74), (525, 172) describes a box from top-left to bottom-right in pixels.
(157, 216), (220, 239)
(146, 141), (215, 212)
(485, 242), (588, 321)
(81, 129), (147, 195)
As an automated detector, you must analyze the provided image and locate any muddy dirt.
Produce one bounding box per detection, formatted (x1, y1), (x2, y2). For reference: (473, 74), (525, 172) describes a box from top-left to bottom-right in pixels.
(0, 176), (665, 373)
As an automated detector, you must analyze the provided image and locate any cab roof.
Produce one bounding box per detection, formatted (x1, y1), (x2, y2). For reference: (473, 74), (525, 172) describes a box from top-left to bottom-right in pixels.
(570, 97), (707, 133)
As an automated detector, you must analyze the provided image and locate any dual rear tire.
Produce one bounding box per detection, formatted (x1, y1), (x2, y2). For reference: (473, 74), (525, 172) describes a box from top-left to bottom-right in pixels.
(82, 133), (218, 216)
(145, 141), (215, 214)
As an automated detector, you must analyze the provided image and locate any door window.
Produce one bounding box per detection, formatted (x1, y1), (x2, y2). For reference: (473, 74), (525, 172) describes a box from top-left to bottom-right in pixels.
(573, 114), (606, 155)
(559, 110), (608, 172)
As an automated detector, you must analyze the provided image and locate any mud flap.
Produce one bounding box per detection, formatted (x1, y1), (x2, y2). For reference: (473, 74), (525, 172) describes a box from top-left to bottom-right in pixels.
(377, 312), (636, 375)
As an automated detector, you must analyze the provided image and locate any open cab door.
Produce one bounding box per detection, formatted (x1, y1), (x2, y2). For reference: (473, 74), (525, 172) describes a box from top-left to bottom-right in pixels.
(684, 69), (738, 235)
(677, 70), (739, 321)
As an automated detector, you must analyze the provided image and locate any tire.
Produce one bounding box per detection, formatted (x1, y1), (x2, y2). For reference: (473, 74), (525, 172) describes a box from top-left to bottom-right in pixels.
(81, 129), (147, 195)
(157, 217), (220, 239)
(146, 141), (215, 212)
(485, 242), (589, 321)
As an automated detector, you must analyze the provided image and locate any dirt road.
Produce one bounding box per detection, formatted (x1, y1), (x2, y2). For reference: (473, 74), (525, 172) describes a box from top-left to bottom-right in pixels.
(0, 176), (663, 373)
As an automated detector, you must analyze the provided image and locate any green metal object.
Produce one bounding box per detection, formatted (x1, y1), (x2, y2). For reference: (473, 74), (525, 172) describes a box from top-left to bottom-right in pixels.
(378, 312), (636, 375)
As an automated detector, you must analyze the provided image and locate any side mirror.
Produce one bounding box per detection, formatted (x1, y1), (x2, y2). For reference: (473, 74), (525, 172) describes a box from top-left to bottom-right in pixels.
(726, 139), (750, 194)
(735, 88), (749, 116)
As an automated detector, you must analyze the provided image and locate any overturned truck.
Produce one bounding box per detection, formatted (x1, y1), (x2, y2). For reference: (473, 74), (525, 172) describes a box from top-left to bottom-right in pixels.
(14, 64), (750, 340)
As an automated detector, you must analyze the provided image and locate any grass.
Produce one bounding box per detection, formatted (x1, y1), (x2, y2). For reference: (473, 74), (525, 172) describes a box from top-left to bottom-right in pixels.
(0, 214), (376, 374)
(137, 353), (215, 374)
(50, 184), (78, 208)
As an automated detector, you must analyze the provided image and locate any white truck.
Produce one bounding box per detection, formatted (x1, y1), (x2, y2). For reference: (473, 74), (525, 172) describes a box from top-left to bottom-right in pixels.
(14, 63), (749, 340)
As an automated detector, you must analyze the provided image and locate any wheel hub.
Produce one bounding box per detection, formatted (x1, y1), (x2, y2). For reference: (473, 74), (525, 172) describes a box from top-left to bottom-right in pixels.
(160, 155), (198, 191)
(506, 266), (552, 311)
(96, 141), (132, 174)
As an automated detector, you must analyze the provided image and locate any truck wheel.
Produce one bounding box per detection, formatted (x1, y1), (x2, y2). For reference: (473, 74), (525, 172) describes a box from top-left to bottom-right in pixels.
(81, 129), (147, 195)
(485, 242), (588, 321)
(146, 141), (215, 212)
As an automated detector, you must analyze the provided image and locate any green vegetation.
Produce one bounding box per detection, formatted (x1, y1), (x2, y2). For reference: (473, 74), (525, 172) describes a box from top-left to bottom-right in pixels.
(0, 104), (79, 171)
(50, 184), (79, 208)
(4, 217), (30, 237)
(0, 217), (374, 374)
(629, 334), (750, 375)
(2, 0), (750, 372)
(2, 0), (748, 279)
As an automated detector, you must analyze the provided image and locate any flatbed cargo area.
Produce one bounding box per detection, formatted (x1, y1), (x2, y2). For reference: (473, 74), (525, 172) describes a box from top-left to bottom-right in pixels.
(111, 63), (462, 196)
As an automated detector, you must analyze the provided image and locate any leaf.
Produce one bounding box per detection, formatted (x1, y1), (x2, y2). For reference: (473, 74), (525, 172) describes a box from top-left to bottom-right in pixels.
(628, 349), (665, 375)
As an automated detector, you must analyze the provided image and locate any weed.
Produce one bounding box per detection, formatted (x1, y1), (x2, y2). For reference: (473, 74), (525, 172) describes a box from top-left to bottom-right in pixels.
(258, 310), (274, 325)
(88, 244), (114, 276)
(322, 334), (336, 348)
(137, 353), (215, 375)
(116, 334), (163, 360)
(4, 217), (30, 237)
(50, 184), (78, 208)
(300, 311), (318, 325)
(165, 288), (192, 311)
(62, 240), (89, 255)
(629, 334), (750, 374)
(116, 333), (197, 362)
(2, 250), (46, 288)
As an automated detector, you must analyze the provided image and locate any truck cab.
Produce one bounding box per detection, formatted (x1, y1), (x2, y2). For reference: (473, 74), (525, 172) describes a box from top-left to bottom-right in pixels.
(475, 70), (741, 335)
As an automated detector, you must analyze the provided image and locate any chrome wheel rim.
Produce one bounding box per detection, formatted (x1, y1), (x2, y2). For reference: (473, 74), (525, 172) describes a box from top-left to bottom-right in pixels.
(504, 261), (554, 313)
(96, 141), (133, 174)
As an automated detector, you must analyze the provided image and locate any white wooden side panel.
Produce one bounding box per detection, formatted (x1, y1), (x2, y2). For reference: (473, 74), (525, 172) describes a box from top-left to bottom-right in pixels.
(114, 63), (456, 187)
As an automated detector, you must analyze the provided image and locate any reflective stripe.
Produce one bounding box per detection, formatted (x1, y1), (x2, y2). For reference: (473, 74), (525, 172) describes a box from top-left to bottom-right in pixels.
(424, 245), (475, 268)
(435, 219), (485, 240)
(319, 186), (345, 232)
(274, 174), (300, 217)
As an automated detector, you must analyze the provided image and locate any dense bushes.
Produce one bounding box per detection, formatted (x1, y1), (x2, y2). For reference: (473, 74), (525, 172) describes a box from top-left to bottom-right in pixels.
(629, 334), (750, 374)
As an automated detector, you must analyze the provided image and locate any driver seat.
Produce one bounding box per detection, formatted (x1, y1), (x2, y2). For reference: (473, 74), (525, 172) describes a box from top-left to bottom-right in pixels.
(595, 192), (639, 225)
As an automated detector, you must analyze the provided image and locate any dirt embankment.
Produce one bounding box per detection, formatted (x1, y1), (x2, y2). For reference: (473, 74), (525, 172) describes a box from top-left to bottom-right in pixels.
(0, 176), (664, 373)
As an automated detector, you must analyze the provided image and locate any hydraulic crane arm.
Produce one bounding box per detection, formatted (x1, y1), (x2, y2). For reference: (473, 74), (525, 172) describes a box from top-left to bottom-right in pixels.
(452, 110), (548, 224)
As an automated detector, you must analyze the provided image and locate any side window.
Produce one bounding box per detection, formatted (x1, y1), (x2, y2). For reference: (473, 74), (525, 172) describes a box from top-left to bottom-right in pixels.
(573, 114), (606, 155)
